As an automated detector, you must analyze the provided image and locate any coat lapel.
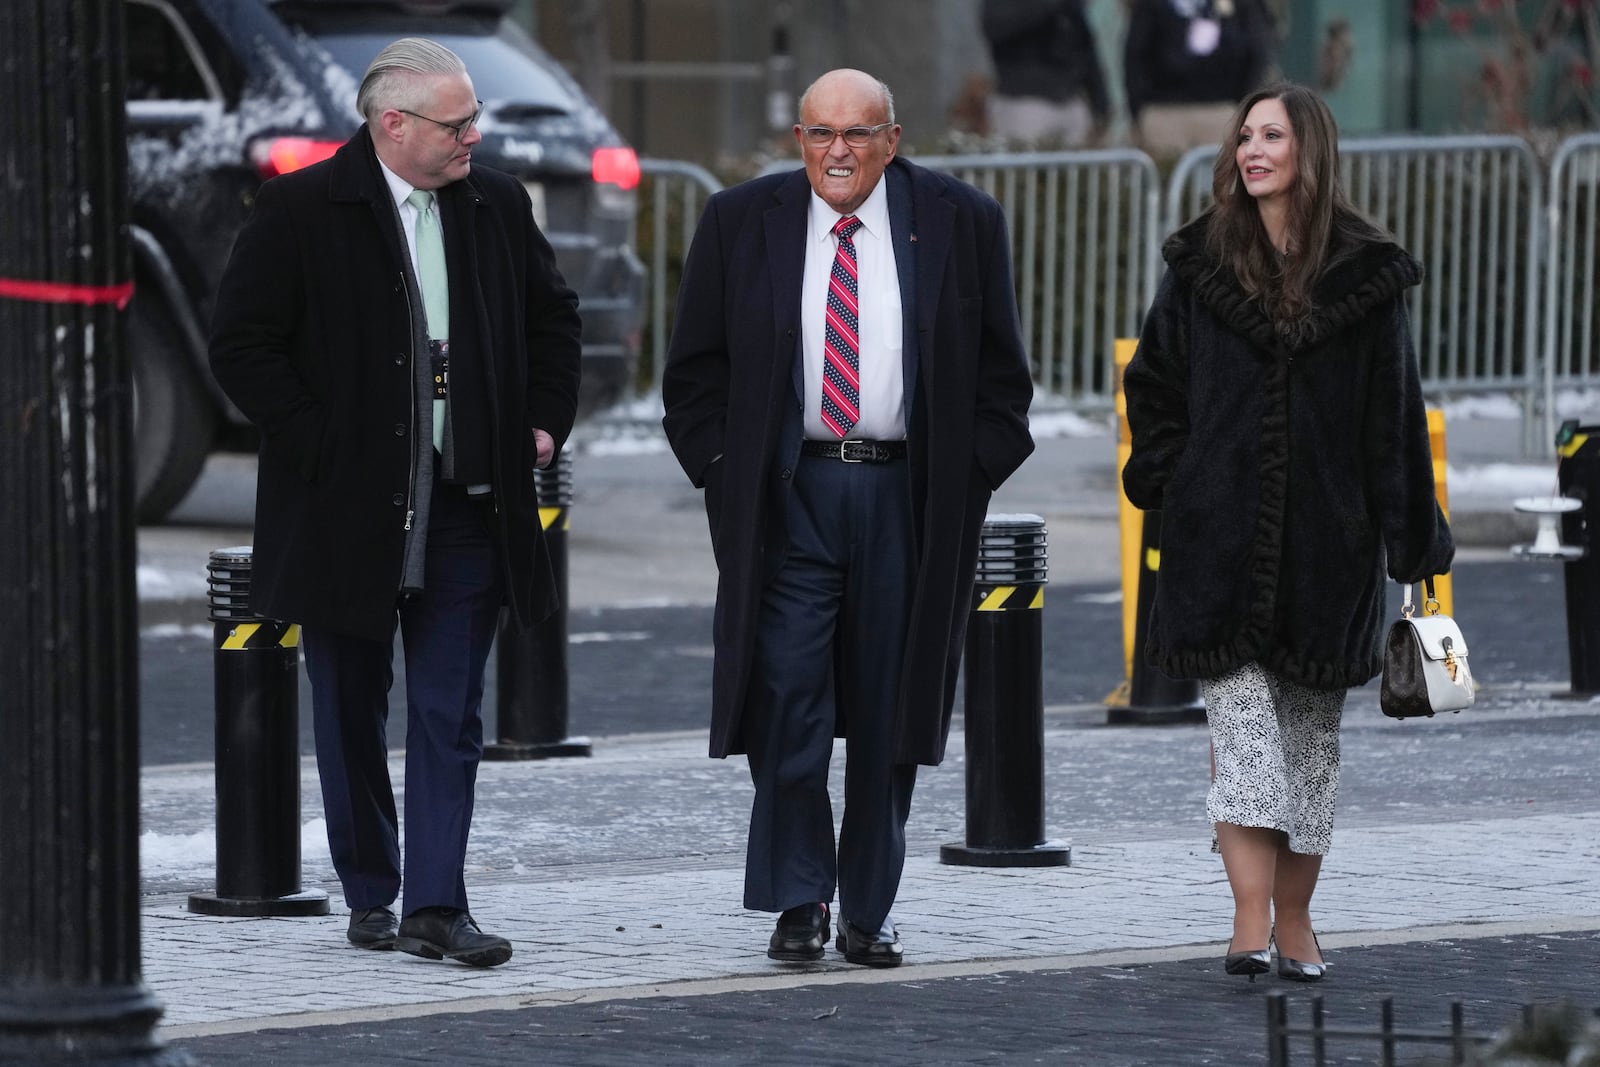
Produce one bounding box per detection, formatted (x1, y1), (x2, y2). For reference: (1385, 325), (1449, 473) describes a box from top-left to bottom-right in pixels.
(330, 128), (409, 277)
(908, 162), (954, 336)
(886, 160), (920, 422)
(907, 161), (954, 414)
(763, 170), (810, 405)
(439, 178), (482, 334)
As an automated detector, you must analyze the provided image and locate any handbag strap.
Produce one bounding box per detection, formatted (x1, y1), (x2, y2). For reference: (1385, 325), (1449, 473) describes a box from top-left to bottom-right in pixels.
(1401, 578), (1442, 619)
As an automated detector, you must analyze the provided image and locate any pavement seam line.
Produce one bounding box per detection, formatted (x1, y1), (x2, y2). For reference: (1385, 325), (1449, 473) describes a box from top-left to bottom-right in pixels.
(159, 914), (1600, 1040)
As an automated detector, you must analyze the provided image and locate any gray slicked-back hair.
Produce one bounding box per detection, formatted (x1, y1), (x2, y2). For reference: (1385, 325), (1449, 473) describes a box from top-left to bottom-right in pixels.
(356, 38), (467, 123)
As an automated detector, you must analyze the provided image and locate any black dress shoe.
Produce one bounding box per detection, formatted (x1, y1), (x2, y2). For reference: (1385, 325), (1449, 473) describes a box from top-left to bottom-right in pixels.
(836, 917), (904, 968)
(768, 902), (830, 962)
(347, 905), (398, 950)
(395, 907), (512, 967)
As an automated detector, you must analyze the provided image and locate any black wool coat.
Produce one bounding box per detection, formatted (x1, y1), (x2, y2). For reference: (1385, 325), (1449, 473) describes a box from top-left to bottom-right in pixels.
(1121, 213), (1455, 690)
(661, 158), (1035, 765)
(209, 130), (581, 641)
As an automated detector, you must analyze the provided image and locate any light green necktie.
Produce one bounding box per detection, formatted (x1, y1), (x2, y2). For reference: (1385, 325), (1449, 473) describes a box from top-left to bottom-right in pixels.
(407, 189), (448, 451)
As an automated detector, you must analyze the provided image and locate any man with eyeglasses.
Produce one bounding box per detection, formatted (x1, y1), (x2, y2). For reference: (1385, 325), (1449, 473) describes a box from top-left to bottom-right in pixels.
(664, 68), (1034, 968)
(210, 38), (580, 968)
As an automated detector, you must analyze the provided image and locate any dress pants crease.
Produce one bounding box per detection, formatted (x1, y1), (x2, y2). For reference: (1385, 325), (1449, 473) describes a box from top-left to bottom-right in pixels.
(743, 454), (917, 932)
(303, 481), (502, 917)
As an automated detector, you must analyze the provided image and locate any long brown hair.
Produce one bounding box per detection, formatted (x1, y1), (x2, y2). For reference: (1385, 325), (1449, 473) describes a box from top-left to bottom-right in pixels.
(1206, 82), (1387, 329)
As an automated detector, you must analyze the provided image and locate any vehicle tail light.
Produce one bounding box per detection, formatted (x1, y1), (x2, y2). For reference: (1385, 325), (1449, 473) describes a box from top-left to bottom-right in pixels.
(591, 147), (640, 191)
(253, 138), (342, 179)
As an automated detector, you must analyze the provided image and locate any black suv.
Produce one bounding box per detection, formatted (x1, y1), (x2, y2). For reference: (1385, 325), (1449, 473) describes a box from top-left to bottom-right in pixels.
(125, 0), (644, 520)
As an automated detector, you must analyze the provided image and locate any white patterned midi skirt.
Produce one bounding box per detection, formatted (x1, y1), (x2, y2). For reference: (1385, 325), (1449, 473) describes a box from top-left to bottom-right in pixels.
(1201, 661), (1347, 855)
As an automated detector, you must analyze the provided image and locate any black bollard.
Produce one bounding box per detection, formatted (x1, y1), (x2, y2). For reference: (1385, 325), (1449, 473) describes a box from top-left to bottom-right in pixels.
(1106, 509), (1206, 725)
(188, 548), (328, 917)
(941, 515), (1071, 867)
(1557, 423), (1600, 695)
(486, 452), (592, 760)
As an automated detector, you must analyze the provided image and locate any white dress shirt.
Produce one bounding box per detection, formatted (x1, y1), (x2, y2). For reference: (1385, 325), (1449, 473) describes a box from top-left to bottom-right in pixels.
(378, 160), (488, 490)
(378, 158), (429, 284)
(800, 178), (905, 441)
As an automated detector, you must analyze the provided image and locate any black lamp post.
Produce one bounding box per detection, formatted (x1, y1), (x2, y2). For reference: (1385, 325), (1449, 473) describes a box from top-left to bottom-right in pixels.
(0, 3), (193, 1063)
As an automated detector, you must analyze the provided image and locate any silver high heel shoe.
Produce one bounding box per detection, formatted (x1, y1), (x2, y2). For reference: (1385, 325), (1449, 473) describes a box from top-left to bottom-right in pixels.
(1224, 942), (1271, 982)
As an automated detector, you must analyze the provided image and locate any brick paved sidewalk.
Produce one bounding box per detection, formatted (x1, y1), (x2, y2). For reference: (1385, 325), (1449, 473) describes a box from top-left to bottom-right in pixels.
(138, 694), (1600, 1065)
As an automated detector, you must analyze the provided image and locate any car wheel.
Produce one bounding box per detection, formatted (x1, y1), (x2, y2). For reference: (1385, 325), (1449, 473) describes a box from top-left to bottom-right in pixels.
(129, 296), (215, 524)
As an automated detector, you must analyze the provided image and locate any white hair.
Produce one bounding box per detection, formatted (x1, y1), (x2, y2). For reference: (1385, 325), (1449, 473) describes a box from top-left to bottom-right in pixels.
(797, 72), (896, 125)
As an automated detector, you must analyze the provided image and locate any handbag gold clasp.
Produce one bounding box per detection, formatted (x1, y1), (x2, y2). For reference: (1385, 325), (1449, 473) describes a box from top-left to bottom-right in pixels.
(1441, 636), (1458, 681)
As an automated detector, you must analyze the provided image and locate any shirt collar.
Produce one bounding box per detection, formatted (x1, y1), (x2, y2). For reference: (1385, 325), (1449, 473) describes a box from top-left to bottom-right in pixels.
(808, 174), (890, 244)
(378, 157), (419, 212)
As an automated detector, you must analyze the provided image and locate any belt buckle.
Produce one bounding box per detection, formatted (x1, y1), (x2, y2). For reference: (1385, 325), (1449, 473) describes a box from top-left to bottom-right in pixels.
(841, 441), (864, 463)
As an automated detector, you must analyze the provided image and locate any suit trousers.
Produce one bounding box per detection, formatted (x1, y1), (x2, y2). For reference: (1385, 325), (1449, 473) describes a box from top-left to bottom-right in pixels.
(302, 481), (503, 916)
(742, 452), (919, 933)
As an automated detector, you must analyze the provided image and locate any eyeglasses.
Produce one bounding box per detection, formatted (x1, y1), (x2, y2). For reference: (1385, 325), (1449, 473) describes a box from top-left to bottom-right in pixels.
(800, 122), (894, 148)
(399, 100), (484, 143)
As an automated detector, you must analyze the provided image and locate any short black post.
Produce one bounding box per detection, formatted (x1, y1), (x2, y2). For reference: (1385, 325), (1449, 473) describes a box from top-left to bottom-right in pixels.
(487, 452), (592, 760)
(188, 547), (328, 917)
(1107, 509), (1206, 724)
(941, 515), (1070, 867)
(1557, 424), (1600, 695)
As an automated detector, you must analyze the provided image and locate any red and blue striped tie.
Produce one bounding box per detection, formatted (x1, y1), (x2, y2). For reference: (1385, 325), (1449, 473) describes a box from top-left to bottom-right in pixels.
(821, 215), (864, 438)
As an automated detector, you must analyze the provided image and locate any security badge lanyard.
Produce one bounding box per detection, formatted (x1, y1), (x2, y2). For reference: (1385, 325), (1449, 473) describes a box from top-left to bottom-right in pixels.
(431, 339), (449, 400)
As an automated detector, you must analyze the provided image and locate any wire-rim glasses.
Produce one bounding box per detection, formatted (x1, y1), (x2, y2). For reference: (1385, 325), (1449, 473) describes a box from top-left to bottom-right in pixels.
(800, 122), (894, 148)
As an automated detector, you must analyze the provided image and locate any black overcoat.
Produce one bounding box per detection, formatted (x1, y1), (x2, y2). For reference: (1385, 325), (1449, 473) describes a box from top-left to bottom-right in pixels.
(209, 130), (581, 642)
(1121, 213), (1455, 690)
(662, 158), (1035, 765)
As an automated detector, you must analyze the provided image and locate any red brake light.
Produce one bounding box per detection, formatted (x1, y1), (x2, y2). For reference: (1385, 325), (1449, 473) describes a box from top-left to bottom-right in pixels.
(591, 147), (640, 191)
(255, 138), (342, 179)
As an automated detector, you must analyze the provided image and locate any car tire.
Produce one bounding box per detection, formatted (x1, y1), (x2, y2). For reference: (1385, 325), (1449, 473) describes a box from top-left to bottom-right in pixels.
(130, 295), (215, 524)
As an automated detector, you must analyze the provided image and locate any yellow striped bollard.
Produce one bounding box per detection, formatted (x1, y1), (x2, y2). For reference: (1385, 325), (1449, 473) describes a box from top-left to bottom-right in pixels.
(940, 515), (1070, 867)
(488, 450), (592, 760)
(189, 546), (328, 917)
(1109, 338), (1204, 725)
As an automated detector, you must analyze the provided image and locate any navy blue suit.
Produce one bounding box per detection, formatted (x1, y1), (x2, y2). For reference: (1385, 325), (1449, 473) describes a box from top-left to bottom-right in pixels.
(663, 158), (1034, 931)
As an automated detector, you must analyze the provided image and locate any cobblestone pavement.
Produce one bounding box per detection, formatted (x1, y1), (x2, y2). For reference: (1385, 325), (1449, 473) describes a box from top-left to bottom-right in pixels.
(140, 686), (1600, 1064)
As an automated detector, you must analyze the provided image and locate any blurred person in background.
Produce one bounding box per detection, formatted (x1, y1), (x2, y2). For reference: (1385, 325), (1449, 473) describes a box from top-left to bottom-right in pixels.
(1124, 0), (1277, 159)
(982, 0), (1112, 147)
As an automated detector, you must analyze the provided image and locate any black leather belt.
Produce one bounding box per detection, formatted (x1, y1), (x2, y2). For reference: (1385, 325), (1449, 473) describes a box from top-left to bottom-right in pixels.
(800, 439), (907, 463)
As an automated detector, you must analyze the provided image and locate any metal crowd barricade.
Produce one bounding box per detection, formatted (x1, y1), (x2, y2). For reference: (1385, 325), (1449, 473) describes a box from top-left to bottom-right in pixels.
(756, 150), (1162, 409)
(920, 150), (1162, 404)
(635, 134), (1597, 458)
(636, 158), (723, 397)
(1168, 136), (1546, 452)
(1542, 133), (1600, 450)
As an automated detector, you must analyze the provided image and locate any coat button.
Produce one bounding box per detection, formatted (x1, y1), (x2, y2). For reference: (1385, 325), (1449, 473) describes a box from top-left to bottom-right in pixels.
(780, 468), (792, 480)
(391, 493), (404, 506)
(394, 353), (405, 365)
(394, 423), (407, 437)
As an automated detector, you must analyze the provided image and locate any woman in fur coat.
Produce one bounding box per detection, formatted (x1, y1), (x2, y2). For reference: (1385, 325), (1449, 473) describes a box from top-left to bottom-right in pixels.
(1121, 83), (1454, 982)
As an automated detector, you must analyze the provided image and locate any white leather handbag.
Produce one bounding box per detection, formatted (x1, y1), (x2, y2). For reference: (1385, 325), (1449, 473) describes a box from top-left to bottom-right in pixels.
(1379, 579), (1474, 718)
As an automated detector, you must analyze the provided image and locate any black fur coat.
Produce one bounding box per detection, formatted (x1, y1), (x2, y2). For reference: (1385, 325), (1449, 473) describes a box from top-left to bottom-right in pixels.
(1121, 213), (1455, 690)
